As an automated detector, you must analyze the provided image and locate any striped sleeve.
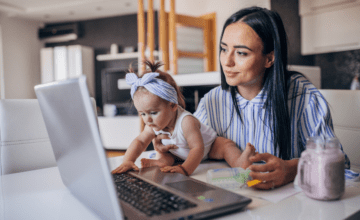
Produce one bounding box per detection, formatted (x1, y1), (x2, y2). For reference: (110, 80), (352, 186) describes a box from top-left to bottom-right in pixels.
(193, 97), (209, 126)
(300, 91), (331, 138)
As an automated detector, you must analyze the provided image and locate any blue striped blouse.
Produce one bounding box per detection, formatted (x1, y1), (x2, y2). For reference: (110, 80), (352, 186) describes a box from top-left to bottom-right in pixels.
(194, 73), (350, 168)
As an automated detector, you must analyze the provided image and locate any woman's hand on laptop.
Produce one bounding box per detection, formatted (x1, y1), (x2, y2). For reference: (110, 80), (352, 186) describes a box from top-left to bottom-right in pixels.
(111, 161), (139, 174)
(153, 134), (178, 153)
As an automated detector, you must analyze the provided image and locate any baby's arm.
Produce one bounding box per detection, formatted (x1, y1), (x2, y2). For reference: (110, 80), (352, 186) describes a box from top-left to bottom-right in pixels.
(162, 116), (204, 175)
(112, 125), (155, 174)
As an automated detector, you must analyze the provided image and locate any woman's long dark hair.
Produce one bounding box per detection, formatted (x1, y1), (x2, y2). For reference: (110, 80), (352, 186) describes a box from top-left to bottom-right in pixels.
(220, 7), (293, 160)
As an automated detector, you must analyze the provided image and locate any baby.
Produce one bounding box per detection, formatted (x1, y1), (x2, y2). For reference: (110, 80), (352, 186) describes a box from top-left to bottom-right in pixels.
(112, 61), (256, 176)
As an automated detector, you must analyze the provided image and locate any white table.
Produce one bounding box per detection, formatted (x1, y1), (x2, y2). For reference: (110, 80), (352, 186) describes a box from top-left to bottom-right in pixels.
(2, 154), (360, 220)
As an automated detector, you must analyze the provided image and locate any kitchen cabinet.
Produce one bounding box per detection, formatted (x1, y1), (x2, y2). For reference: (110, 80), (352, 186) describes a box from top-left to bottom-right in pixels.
(40, 45), (95, 96)
(98, 116), (140, 150)
(299, 0), (360, 55)
(299, 0), (357, 15)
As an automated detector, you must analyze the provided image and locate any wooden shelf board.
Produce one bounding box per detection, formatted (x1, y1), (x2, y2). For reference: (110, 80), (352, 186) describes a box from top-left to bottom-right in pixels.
(106, 150), (126, 158)
(96, 51), (159, 61)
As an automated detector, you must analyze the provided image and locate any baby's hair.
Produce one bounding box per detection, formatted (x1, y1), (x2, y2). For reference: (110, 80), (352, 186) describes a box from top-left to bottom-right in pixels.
(129, 60), (186, 109)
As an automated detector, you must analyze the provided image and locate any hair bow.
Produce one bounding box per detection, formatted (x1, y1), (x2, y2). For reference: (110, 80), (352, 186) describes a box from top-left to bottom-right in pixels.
(125, 72), (178, 104)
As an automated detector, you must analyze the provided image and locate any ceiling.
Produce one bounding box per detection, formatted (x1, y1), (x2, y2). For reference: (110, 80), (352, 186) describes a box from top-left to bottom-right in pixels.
(0, 0), (148, 23)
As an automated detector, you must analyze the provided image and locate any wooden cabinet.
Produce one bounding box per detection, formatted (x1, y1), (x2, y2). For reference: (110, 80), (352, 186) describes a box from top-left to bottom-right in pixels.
(299, 0), (360, 55)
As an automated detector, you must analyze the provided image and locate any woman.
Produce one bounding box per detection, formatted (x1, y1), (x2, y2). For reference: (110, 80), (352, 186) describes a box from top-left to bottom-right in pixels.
(155, 6), (350, 189)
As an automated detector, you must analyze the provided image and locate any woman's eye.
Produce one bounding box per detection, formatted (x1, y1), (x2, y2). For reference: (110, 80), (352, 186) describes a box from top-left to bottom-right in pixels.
(140, 113), (146, 116)
(220, 47), (227, 53)
(150, 112), (157, 115)
(236, 51), (247, 56)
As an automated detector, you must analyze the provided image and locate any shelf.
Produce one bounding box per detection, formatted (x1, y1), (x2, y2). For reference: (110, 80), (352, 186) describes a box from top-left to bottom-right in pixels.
(96, 51), (159, 61)
(96, 52), (138, 61)
(118, 71), (221, 90)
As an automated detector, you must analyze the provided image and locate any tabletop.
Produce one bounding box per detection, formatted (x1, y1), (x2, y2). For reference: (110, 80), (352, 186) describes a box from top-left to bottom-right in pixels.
(2, 151), (360, 220)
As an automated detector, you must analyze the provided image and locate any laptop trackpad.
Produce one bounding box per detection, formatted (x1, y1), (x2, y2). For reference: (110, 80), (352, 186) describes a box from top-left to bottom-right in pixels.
(166, 180), (215, 194)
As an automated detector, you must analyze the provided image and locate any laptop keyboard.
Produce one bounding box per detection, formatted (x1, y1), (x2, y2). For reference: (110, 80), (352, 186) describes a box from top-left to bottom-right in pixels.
(113, 173), (197, 217)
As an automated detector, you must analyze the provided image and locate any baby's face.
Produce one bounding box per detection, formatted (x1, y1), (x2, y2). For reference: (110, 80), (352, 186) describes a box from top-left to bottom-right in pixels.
(133, 90), (177, 131)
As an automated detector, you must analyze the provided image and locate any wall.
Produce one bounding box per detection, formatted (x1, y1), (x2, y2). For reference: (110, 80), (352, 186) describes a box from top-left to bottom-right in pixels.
(0, 13), (43, 99)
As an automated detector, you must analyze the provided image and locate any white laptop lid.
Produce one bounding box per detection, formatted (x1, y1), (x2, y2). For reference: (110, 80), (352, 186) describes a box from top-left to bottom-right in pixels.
(35, 76), (123, 220)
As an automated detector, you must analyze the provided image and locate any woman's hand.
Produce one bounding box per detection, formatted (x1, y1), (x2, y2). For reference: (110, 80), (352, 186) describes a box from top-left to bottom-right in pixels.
(153, 134), (178, 153)
(247, 153), (298, 190)
(111, 161), (139, 174)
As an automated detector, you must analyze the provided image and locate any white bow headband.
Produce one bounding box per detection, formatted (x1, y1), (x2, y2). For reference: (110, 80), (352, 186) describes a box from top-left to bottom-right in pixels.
(126, 72), (178, 104)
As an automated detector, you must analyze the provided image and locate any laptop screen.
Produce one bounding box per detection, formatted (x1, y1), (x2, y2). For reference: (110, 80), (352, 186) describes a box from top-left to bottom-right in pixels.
(35, 76), (123, 220)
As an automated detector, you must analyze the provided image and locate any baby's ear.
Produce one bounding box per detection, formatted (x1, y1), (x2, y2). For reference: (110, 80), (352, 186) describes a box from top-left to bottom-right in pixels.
(171, 103), (178, 111)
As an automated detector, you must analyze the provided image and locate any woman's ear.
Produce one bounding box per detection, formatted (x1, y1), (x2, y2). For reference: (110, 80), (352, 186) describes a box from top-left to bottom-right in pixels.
(265, 51), (275, 68)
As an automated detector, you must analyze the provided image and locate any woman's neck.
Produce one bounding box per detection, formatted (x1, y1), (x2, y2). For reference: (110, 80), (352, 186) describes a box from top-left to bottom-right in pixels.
(237, 84), (263, 100)
(235, 72), (265, 100)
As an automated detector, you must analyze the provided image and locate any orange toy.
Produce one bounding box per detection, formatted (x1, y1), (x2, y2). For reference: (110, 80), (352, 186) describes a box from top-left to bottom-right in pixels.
(247, 179), (262, 187)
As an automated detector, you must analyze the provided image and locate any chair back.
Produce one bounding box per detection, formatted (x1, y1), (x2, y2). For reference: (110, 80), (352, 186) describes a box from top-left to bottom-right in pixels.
(319, 89), (360, 172)
(0, 98), (98, 175)
(0, 99), (56, 175)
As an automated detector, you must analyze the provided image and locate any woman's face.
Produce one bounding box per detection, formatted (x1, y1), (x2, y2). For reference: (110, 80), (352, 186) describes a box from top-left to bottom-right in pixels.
(220, 22), (274, 90)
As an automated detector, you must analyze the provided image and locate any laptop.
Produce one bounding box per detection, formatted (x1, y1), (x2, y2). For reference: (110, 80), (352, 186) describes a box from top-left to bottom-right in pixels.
(34, 76), (252, 220)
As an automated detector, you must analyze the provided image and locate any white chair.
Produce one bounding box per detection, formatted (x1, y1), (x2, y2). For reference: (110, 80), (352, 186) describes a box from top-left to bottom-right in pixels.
(319, 89), (360, 172)
(0, 99), (57, 175)
(0, 98), (98, 175)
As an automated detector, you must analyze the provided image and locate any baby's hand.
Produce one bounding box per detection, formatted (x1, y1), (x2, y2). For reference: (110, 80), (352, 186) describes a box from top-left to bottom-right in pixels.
(111, 161), (139, 174)
(153, 134), (178, 153)
(156, 144), (178, 153)
(160, 165), (186, 175)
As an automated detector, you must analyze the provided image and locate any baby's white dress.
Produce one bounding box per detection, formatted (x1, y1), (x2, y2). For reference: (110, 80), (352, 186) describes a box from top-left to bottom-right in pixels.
(153, 107), (217, 160)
